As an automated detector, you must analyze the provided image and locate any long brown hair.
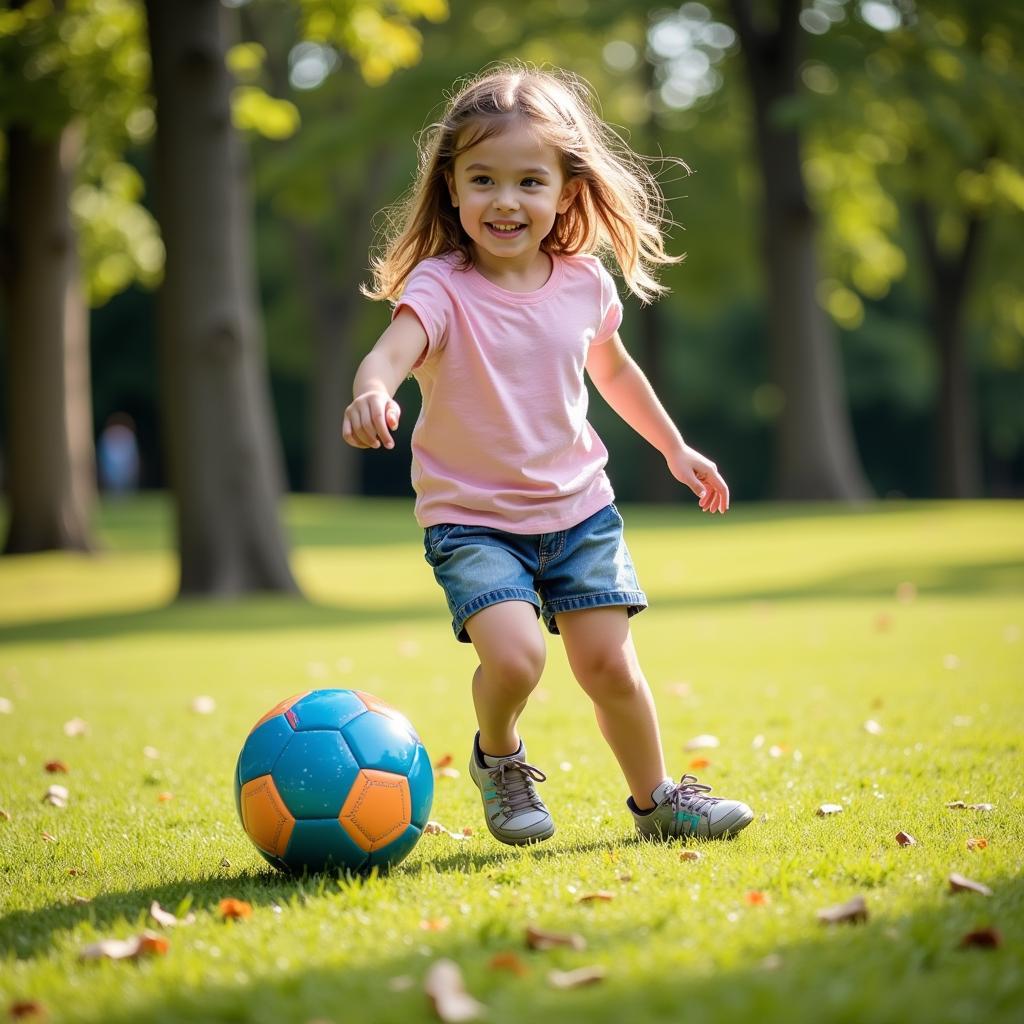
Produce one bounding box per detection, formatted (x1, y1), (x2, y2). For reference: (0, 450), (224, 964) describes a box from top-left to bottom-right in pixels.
(363, 64), (683, 304)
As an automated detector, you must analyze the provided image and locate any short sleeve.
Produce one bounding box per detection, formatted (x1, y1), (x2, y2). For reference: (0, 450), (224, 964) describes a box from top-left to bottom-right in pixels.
(593, 261), (623, 344)
(394, 259), (452, 367)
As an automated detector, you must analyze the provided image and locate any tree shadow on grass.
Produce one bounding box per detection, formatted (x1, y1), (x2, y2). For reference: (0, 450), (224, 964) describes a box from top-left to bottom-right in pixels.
(0, 839), (621, 960)
(18, 874), (1022, 1024)
(0, 555), (1020, 648)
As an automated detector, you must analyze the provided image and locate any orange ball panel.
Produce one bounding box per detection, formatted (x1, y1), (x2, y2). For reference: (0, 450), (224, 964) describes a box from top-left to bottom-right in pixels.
(338, 769), (411, 852)
(353, 691), (397, 717)
(250, 692), (310, 733)
(240, 775), (295, 858)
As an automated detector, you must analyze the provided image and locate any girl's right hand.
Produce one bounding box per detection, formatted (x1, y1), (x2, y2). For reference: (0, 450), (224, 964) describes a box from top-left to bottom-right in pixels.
(342, 390), (401, 449)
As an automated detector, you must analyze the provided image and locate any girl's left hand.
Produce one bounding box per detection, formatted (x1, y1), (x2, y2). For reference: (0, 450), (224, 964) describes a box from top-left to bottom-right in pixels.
(666, 445), (730, 514)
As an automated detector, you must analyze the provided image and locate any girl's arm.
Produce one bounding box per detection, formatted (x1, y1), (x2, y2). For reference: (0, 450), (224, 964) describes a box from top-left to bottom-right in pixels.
(342, 307), (428, 450)
(586, 332), (730, 513)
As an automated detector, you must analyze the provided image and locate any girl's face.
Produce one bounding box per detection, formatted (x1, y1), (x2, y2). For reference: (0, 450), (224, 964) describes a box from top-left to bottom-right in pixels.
(446, 118), (580, 277)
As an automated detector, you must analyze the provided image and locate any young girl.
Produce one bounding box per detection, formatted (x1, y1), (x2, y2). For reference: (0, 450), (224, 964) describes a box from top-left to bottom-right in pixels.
(343, 65), (752, 846)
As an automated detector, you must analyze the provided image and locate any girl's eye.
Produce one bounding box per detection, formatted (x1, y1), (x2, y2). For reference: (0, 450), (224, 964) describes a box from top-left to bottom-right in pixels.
(470, 175), (492, 185)
(521, 178), (542, 187)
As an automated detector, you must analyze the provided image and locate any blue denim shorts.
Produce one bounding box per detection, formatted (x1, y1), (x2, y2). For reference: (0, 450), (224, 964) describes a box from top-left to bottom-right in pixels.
(423, 504), (648, 643)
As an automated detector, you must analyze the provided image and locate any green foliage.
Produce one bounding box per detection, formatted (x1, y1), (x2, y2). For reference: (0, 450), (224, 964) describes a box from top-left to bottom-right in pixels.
(0, 497), (1022, 1022)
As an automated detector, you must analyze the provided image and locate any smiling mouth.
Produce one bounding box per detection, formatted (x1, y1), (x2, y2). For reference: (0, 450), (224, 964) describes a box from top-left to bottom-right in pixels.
(485, 222), (527, 237)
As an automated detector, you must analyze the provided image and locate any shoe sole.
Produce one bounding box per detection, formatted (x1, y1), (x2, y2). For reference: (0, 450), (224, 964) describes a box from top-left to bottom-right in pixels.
(484, 821), (556, 846)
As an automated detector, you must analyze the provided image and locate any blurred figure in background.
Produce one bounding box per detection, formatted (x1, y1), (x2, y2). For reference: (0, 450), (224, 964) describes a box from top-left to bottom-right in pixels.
(97, 412), (140, 496)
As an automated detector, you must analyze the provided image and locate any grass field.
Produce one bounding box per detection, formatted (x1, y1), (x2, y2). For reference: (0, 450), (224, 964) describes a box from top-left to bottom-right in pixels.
(1, 497), (1022, 1024)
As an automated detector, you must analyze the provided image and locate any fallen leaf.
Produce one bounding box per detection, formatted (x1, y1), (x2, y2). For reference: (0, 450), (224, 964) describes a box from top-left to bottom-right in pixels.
(8, 1000), (46, 1019)
(157, 792), (174, 803)
(423, 821), (471, 840)
(40, 832), (58, 844)
(525, 925), (586, 951)
(149, 901), (195, 927)
(218, 898), (253, 919)
(862, 720), (883, 735)
(71, 896), (91, 906)
(488, 952), (529, 976)
(218, 857), (231, 869)
(423, 959), (484, 1023)
(62, 718), (89, 737)
(968, 803), (994, 812)
(679, 850), (702, 862)
(190, 696), (216, 715)
(577, 891), (615, 903)
(895, 831), (917, 846)
(420, 917), (451, 932)
(946, 800), (966, 809)
(0, 809), (11, 822)
(817, 895), (868, 925)
(948, 872), (992, 896)
(816, 804), (844, 816)
(67, 868), (84, 876)
(966, 837), (988, 850)
(42, 785), (68, 808)
(617, 873), (633, 882)
(548, 966), (606, 989)
(433, 753), (454, 769)
(959, 927), (1002, 949)
(684, 734), (720, 751)
(744, 890), (770, 906)
(80, 931), (169, 961)
(688, 757), (711, 770)
(44, 761), (68, 774)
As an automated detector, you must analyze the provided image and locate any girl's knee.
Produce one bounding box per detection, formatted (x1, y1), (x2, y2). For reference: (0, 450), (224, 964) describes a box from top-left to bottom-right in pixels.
(573, 647), (643, 702)
(480, 639), (546, 699)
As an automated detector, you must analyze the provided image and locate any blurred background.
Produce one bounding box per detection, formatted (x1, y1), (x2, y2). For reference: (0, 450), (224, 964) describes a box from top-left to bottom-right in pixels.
(1, 0), (1021, 582)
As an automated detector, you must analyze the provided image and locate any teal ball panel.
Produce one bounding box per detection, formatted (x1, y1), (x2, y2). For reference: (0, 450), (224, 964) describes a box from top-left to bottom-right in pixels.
(367, 823), (423, 872)
(237, 714), (294, 785)
(406, 745), (434, 828)
(289, 689), (368, 731)
(284, 818), (369, 874)
(273, 730), (360, 818)
(343, 710), (420, 774)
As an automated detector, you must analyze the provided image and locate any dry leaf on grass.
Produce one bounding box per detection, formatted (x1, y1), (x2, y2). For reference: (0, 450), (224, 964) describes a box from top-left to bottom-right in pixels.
(895, 831), (917, 846)
(525, 924), (586, 951)
(946, 801), (995, 812)
(40, 832), (58, 844)
(218, 898), (253, 919)
(433, 754), (454, 769)
(959, 927), (1002, 949)
(80, 931), (169, 961)
(488, 952), (529, 976)
(816, 804), (844, 817)
(688, 757), (712, 770)
(744, 891), (770, 906)
(0, 809), (11, 822)
(44, 761), (68, 774)
(8, 1000), (46, 1019)
(423, 821), (472, 840)
(424, 959), (484, 1023)
(63, 718), (89, 737)
(71, 896), (91, 906)
(817, 895), (868, 925)
(967, 837), (989, 850)
(420, 917), (451, 932)
(577, 891), (614, 903)
(679, 850), (702, 862)
(684, 734), (720, 751)
(948, 872), (992, 896)
(149, 901), (195, 927)
(42, 785), (68, 808)
(548, 966), (606, 989)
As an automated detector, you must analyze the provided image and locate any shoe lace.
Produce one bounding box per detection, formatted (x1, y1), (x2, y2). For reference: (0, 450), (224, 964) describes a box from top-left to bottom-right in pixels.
(666, 774), (719, 815)
(488, 759), (547, 814)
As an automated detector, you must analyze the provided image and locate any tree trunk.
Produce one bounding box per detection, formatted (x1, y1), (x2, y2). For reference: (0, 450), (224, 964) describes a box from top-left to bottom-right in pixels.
(145, 0), (300, 596)
(2, 121), (96, 554)
(728, 0), (871, 500)
(912, 201), (983, 498)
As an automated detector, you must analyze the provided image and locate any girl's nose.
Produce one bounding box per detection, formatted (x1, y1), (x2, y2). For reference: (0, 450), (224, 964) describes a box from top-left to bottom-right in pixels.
(493, 188), (519, 211)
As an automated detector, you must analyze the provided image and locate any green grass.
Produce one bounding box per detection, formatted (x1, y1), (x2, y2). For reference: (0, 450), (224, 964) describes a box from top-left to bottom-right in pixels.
(1, 496), (1022, 1024)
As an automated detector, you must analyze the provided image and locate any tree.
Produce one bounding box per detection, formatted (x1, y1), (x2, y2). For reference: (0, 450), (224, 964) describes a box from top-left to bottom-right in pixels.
(145, 0), (299, 595)
(725, 0), (872, 500)
(1, 0), (158, 553)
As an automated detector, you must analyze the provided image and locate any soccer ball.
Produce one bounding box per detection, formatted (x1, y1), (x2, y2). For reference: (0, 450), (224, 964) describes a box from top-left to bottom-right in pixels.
(234, 688), (434, 874)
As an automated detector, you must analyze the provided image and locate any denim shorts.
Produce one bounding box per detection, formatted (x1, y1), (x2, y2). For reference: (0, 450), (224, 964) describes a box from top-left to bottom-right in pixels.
(422, 503), (648, 643)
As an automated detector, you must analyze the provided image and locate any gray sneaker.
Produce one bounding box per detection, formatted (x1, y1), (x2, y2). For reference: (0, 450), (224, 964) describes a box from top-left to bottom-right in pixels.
(468, 733), (555, 846)
(630, 774), (753, 840)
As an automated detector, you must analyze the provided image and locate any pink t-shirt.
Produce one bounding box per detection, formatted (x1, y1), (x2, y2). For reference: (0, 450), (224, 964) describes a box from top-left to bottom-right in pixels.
(395, 252), (623, 533)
